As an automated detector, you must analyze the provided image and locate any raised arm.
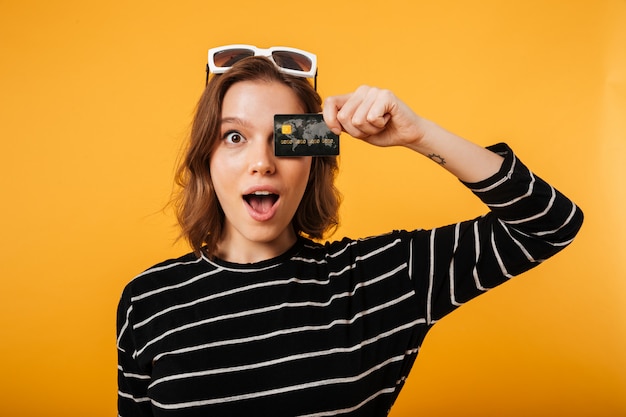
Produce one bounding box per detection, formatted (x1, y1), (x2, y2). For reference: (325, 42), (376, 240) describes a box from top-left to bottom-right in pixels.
(323, 85), (505, 183)
(324, 85), (583, 323)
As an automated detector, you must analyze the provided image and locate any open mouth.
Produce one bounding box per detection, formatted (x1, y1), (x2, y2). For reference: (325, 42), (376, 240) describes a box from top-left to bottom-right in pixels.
(243, 191), (279, 214)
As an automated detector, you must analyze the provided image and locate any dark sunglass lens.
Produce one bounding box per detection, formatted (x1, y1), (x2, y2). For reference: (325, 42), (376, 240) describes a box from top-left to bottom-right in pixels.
(272, 51), (312, 72)
(213, 49), (255, 67)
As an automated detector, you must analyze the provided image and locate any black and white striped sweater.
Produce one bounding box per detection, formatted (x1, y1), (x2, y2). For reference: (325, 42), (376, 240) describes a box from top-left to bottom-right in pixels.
(117, 144), (583, 417)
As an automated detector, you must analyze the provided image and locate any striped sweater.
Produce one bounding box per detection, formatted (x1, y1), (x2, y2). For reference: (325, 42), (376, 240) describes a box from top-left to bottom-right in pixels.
(117, 144), (583, 416)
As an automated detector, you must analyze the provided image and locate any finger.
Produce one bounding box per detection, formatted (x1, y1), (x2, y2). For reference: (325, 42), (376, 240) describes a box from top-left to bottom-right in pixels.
(346, 86), (378, 128)
(341, 87), (392, 136)
(331, 86), (377, 137)
(323, 93), (351, 135)
(324, 91), (374, 138)
(339, 121), (371, 139)
(366, 89), (395, 128)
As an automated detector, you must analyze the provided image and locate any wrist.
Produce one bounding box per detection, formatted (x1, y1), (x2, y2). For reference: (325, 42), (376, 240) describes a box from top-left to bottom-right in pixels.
(404, 119), (445, 155)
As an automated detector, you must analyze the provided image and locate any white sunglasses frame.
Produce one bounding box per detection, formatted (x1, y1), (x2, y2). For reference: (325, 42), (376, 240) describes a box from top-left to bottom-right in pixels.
(207, 44), (318, 82)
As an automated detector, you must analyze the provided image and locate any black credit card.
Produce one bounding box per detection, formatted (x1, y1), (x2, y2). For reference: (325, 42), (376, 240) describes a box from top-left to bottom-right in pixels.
(274, 114), (340, 156)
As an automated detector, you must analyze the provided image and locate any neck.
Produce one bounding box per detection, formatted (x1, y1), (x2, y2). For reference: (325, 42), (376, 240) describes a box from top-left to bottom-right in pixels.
(213, 231), (298, 264)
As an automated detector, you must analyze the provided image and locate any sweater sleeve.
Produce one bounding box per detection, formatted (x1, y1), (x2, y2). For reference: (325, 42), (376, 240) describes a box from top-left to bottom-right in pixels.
(412, 143), (584, 323)
(117, 286), (154, 417)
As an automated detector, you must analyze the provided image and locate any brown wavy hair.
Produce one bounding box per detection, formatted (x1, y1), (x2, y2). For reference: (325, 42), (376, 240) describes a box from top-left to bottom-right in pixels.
(173, 56), (341, 257)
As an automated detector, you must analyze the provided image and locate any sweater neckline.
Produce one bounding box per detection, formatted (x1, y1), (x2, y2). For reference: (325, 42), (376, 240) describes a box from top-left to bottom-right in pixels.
(202, 237), (307, 270)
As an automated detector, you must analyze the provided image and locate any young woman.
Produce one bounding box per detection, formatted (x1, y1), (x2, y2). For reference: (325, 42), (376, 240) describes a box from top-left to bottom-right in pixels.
(117, 45), (583, 417)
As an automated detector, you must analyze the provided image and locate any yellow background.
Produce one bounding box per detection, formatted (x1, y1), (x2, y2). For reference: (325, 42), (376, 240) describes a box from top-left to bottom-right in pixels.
(1, 1), (624, 416)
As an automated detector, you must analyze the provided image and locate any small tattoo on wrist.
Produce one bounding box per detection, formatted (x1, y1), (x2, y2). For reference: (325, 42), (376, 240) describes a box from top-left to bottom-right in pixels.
(428, 153), (446, 165)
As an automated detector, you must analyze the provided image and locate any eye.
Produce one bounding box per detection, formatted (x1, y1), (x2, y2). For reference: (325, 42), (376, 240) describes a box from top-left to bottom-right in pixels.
(223, 131), (246, 144)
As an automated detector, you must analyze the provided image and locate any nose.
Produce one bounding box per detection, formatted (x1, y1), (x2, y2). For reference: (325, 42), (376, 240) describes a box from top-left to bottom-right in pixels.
(248, 137), (276, 175)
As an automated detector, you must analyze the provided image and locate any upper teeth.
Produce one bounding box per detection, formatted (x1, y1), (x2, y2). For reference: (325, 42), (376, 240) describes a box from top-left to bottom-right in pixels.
(253, 191), (271, 195)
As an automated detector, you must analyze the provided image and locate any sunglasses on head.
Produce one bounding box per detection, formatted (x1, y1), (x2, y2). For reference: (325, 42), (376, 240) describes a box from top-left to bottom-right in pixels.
(206, 44), (318, 89)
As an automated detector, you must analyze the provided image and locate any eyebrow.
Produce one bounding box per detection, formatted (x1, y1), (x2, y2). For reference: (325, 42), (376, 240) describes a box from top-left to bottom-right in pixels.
(220, 117), (251, 127)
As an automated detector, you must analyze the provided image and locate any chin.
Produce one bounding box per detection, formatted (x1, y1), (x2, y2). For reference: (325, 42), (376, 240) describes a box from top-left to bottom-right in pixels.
(248, 225), (295, 245)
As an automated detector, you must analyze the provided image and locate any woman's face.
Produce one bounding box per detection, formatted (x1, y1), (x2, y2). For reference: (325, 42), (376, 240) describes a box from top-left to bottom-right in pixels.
(209, 80), (312, 263)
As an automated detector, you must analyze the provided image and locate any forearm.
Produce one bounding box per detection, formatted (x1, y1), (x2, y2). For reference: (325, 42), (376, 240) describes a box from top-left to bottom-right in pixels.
(405, 119), (505, 184)
(325, 86), (506, 183)
(421, 144), (583, 320)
